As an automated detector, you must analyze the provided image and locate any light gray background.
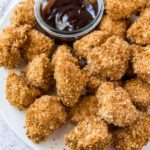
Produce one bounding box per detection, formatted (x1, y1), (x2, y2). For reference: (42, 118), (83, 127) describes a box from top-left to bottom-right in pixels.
(0, 0), (31, 150)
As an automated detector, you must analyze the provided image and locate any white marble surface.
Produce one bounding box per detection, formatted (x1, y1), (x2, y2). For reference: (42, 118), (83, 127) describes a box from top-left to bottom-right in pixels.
(0, 1), (31, 150)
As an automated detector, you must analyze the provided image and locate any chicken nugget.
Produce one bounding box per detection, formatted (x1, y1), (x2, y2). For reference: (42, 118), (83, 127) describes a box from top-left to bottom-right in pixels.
(51, 45), (78, 67)
(26, 95), (67, 143)
(26, 54), (54, 91)
(87, 36), (130, 80)
(0, 25), (30, 68)
(127, 8), (150, 45)
(6, 71), (42, 110)
(124, 79), (150, 110)
(96, 82), (139, 127)
(132, 45), (150, 83)
(98, 15), (128, 39)
(112, 113), (150, 150)
(54, 60), (87, 107)
(105, 0), (148, 20)
(73, 31), (109, 58)
(69, 95), (99, 123)
(22, 29), (54, 62)
(65, 117), (112, 150)
(11, 0), (37, 27)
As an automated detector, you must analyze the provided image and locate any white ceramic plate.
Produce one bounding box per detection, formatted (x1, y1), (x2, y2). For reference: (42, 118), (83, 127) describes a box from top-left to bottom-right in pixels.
(0, 1), (149, 150)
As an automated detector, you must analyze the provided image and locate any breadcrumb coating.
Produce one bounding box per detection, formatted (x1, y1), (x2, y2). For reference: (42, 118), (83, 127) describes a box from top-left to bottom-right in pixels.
(87, 36), (130, 80)
(127, 8), (150, 45)
(6, 71), (42, 110)
(124, 79), (150, 110)
(69, 95), (99, 123)
(11, 0), (37, 27)
(26, 95), (67, 143)
(26, 54), (54, 91)
(98, 15), (128, 39)
(96, 82), (139, 127)
(54, 60), (87, 107)
(105, 0), (148, 20)
(132, 45), (150, 83)
(73, 31), (109, 58)
(0, 25), (29, 68)
(51, 45), (78, 67)
(22, 29), (54, 62)
(112, 113), (150, 150)
(65, 118), (112, 150)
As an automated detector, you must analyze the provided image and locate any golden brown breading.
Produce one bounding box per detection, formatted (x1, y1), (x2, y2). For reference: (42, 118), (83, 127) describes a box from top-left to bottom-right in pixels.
(22, 29), (54, 62)
(105, 0), (148, 20)
(132, 45), (150, 83)
(69, 95), (99, 123)
(51, 44), (78, 67)
(127, 8), (150, 45)
(124, 79), (150, 110)
(11, 0), (37, 27)
(6, 71), (42, 110)
(54, 60), (87, 107)
(87, 36), (130, 80)
(26, 95), (67, 143)
(98, 15), (128, 39)
(26, 54), (54, 91)
(96, 82), (139, 127)
(112, 113), (150, 150)
(65, 118), (111, 150)
(0, 25), (30, 68)
(73, 31), (109, 58)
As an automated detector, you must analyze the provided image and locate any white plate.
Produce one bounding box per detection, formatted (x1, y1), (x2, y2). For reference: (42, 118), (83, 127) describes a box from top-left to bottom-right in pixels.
(0, 1), (150, 150)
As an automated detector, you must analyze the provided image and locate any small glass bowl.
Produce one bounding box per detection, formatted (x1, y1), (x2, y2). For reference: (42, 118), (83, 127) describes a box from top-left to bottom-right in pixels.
(34, 0), (104, 41)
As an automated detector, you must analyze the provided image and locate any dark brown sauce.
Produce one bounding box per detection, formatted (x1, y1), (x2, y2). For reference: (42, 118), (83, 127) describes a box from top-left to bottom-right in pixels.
(41, 0), (98, 32)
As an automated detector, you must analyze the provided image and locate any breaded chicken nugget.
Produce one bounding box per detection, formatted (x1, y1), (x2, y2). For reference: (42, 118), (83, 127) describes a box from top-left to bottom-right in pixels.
(26, 54), (54, 91)
(124, 79), (150, 110)
(87, 36), (130, 80)
(11, 0), (37, 27)
(26, 95), (67, 143)
(69, 95), (99, 123)
(6, 71), (42, 110)
(112, 113), (150, 150)
(132, 45), (150, 83)
(0, 25), (29, 68)
(96, 82), (139, 127)
(51, 45), (78, 67)
(65, 117), (112, 150)
(54, 60), (87, 107)
(105, 0), (148, 20)
(127, 8), (150, 45)
(74, 31), (109, 58)
(22, 30), (54, 62)
(98, 15), (128, 39)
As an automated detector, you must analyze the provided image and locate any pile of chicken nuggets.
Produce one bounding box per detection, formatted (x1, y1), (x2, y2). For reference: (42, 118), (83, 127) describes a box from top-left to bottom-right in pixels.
(0, 0), (150, 149)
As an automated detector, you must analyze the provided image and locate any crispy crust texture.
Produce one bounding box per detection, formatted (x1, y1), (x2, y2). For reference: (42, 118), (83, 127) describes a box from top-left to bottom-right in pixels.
(6, 71), (42, 110)
(54, 60), (87, 107)
(26, 54), (54, 91)
(124, 79), (150, 110)
(22, 30), (54, 62)
(73, 31), (109, 58)
(26, 95), (67, 143)
(65, 118), (112, 150)
(127, 8), (150, 45)
(0, 25), (30, 68)
(69, 95), (99, 123)
(87, 36), (130, 80)
(112, 113), (150, 150)
(96, 82), (139, 127)
(105, 0), (148, 20)
(11, 0), (37, 27)
(98, 15), (128, 39)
